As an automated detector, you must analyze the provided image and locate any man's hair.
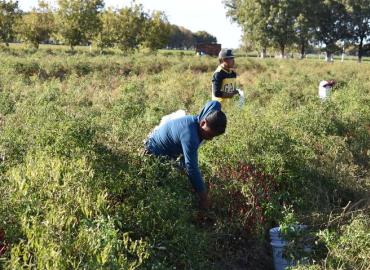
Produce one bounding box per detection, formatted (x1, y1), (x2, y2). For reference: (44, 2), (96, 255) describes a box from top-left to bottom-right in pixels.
(205, 110), (227, 135)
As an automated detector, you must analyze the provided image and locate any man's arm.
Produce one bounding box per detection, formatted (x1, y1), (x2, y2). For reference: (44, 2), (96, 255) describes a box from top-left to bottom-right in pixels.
(212, 72), (223, 98)
(180, 135), (208, 209)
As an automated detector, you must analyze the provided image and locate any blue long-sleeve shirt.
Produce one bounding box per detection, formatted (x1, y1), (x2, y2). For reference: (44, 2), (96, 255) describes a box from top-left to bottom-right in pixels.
(145, 101), (221, 193)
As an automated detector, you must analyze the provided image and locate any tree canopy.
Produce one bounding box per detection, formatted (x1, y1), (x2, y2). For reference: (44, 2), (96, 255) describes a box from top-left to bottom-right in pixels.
(15, 1), (55, 49)
(55, 0), (104, 50)
(0, 0), (217, 52)
(0, 0), (21, 46)
(224, 0), (370, 61)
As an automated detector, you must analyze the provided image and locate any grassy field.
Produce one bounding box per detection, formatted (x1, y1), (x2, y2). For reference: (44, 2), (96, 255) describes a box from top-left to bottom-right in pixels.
(0, 46), (369, 269)
(4, 43), (370, 61)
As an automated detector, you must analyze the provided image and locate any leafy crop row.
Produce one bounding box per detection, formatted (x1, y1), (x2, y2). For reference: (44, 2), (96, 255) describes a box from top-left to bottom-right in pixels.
(0, 50), (369, 269)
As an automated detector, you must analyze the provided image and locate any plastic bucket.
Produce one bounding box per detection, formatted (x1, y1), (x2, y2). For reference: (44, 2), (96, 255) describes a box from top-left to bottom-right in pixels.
(269, 226), (309, 270)
(270, 227), (292, 270)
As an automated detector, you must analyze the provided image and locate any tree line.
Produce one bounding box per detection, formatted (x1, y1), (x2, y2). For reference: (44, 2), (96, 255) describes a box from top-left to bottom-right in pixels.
(224, 0), (370, 62)
(0, 0), (217, 52)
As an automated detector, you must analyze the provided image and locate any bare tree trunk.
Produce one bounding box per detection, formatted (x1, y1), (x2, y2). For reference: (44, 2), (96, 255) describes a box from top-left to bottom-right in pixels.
(276, 44), (285, 59)
(300, 43), (305, 59)
(358, 38), (363, 63)
(325, 51), (332, 62)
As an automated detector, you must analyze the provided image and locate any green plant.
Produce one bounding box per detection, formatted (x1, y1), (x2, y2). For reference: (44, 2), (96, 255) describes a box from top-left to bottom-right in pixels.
(0, 49), (369, 269)
(279, 207), (312, 263)
(317, 213), (370, 270)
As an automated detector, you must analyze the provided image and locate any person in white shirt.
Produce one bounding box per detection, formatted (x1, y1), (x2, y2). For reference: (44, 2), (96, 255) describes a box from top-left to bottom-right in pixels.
(318, 80), (336, 100)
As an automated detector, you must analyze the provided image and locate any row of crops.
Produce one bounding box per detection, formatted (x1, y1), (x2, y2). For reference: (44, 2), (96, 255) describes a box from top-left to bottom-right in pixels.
(0, 47), (369, 269)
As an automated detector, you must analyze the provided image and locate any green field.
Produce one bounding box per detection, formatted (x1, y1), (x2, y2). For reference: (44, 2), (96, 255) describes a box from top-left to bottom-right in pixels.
(0, 46), (369, 269)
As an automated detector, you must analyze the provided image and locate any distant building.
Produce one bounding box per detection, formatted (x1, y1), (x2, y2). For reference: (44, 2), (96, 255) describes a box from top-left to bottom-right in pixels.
(195, 43), (221, 57)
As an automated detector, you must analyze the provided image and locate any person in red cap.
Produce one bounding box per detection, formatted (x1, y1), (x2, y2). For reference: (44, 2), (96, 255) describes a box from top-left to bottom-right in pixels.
(211, 48), (239, 107)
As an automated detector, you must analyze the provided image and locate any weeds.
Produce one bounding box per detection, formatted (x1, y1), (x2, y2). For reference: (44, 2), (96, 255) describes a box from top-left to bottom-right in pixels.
(0, 48), (369, 269)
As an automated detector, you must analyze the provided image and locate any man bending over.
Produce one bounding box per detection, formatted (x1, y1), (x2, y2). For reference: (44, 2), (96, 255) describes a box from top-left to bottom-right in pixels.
(144, 101), (227, 210)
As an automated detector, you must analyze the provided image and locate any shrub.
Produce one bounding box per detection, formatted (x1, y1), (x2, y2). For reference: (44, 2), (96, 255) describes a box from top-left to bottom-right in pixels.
(212, 161), (280, 236)
(316, 213), (370, 270)
(0, 50), (369, 269)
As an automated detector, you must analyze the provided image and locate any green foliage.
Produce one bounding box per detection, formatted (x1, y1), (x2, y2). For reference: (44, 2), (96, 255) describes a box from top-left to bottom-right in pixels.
(311, 0), (350, 58)
(94, 8), (118, 51)
(15, 1), (55, 49)
(55, 0), (104, 49)
(0, 91), (15, 115)
(94, 7), (192, 52)
(193, 30), (217, 44)
(0, 0), (20, 45)
(142, 11), (170, 51)
(167, 24), (196, 49)
(115, 4), (146, 52)
(343, 0), (370, 61)
(0, 50), (369, 269)
(224, 0), (361, 58)
(293, 0), (315, 58)
(317, 213), (370, 270)
(292, 212), (370, 270)
(225, 0), (271, 54)
(0, 1), (216, 52)
(1, 151), (151, 269)
(279, 207), (312, 263)
(266, 0), (297, 56)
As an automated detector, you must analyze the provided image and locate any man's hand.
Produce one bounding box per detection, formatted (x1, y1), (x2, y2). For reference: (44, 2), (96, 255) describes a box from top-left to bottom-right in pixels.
(194, 193), (216, 227)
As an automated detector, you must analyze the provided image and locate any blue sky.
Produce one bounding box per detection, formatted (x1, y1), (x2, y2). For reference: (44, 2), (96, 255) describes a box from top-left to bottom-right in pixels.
(18, 0), (242, 49)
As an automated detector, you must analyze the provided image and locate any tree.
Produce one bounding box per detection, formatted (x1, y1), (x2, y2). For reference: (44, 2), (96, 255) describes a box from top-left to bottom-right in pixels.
(342, 0), (370, 62)
(266, 0), (297, 58)
(294, 14), (310, 58)
(224, 0), (271, 58)
(167, 24), (199, 49)
(94, 8), (119, 52)
(312, 0), (350, 61)
(55, 0), (104, 50)
(293, 0), (314, 59)
(179, 26), (195, 49)
(0, 0), (20, 46)
(167, 24), (183, 49)
(225, 0), (300, 58)
(115, 4), (146, 52)
(15, 1), (55, 49)
(142, 11), (170, 51)
(292, 0), (316, 59)
(193, 31), (217, 44)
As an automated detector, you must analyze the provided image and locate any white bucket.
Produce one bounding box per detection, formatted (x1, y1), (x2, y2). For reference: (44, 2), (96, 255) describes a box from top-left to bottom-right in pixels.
(269, 226), (310, 270)
(270, 227), (293, 270)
